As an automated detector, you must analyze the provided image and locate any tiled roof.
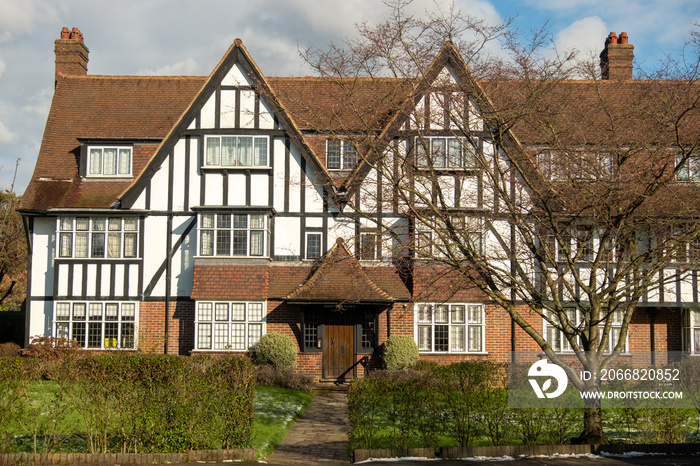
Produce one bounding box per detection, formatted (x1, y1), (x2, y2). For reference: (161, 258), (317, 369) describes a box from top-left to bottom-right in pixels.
(267, 76), (412, 132)
(282, 238), (409, 303)
(21, 47), (700, 212)
(21, 75), (205, 210)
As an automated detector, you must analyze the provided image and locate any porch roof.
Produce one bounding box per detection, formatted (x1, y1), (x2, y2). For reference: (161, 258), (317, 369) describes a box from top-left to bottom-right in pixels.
(283, 238), (410, 304)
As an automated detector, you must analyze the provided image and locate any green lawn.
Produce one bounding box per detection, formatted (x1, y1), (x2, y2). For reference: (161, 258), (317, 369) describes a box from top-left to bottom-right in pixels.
(253, 386), (313, 459)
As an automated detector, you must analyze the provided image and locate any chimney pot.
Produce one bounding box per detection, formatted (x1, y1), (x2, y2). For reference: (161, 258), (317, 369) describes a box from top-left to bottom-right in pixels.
(605, 32), (618, 47)
(600, 31), (634, 80)
(55, 27), (89, 78)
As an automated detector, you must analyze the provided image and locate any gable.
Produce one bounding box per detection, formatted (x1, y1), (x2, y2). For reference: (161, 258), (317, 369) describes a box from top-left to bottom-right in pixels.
(119, 40), (338, 209)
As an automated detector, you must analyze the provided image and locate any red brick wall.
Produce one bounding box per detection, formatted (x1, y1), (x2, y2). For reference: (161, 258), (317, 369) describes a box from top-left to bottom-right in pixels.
(137, 300), (194, 355)
(192, 265), (269, 300)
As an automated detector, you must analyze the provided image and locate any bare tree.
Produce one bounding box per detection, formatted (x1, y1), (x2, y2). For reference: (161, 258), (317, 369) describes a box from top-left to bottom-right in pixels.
(282, 0), (700, 442)
(0, 160), (27, 311)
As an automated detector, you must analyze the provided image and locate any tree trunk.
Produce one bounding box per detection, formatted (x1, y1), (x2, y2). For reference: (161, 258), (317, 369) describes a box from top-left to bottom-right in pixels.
(572, 406), (608, 444)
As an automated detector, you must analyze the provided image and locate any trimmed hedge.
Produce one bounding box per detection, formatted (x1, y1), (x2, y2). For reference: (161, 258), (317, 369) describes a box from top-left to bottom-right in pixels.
(0, 354), (254, 454)
(348, 361), (580, 450)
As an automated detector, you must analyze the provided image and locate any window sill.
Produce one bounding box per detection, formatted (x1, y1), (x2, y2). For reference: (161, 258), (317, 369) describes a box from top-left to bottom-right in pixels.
(83, 176), (133, 181)
(201, 166), (271, 171)
(55, 257), (141, 261)
(418, 351), (488, 355)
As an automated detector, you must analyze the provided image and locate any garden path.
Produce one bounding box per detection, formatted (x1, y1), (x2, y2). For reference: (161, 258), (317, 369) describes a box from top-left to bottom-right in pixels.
(266, 391), (351, 464)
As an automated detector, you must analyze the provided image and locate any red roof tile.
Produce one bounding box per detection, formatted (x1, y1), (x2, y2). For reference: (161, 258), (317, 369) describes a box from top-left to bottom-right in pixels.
(283, 238), (409, 303)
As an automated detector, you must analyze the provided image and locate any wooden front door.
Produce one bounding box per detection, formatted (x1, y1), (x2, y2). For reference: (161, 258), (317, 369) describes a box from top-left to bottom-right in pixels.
(323, 313), (355, 380)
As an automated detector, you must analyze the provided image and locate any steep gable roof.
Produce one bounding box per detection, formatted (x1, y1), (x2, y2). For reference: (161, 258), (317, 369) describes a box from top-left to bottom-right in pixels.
(338, 40), (535, 198)
(119, 39), (339, 208)
(284, 238), (408, 303)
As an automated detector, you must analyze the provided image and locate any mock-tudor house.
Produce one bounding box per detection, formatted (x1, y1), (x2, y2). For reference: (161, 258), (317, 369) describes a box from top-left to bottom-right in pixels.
(19, 27), (700, 380)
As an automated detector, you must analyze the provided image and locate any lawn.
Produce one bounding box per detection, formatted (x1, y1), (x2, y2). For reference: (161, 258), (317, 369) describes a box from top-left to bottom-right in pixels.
(2, 382), (312, 459)
(253, 386), (313, 458)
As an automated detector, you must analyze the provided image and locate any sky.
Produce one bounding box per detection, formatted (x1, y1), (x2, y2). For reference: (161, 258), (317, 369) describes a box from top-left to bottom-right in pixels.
(1, 0), (699, 195)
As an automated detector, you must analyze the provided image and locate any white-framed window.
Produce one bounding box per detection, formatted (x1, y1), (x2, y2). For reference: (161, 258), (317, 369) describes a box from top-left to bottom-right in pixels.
(415, 303), (484, 353)
(306, 233), (322, 259)
(199, 213), (269, 257)
(537, 150), (613, 180)
(326, 139), (358, 170)
(54, 301), (137, 349)
(204, 135), (269, 167)
(414, 137), (477, 169)
(682, 308), (700, 354)
(88, 146), (132, 177)
(195, 301), (265, 350)
(544, 308), (627, 353)
(676, 154), (700, 182)
(58, 217), (139, 259)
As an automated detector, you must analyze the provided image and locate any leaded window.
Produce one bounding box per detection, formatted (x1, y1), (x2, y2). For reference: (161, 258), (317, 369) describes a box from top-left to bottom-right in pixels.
(199, 213), (268, 257)
(55, 302), (136, 349)
(415, 303), (484, 353)
(58, 217), (138, 259)
(88, 146), (132, 177)
(205, 136), (269, 167)
(195, 301), (265, 351)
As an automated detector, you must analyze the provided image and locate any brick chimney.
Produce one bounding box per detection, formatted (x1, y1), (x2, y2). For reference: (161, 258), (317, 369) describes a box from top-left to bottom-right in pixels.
(600, 31), (634, 80)
(54, 27), (89, 78)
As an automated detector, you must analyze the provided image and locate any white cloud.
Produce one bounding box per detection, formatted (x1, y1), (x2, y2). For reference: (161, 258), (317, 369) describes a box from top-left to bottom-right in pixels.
(0, 0), (59, 42)
(140, 58), (202, 76)
(0, 120), (18, 143)
(0, 58), (5, 78)
(554, 16), (608, 60)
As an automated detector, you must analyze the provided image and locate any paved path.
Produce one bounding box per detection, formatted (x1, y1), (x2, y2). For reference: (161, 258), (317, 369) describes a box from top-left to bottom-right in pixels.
(266, 391), (351, 465)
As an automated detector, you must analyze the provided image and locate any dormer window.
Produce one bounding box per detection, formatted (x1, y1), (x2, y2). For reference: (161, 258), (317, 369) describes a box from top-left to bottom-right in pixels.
(88, 146), (132, 177)
(205, 136), (269, 168)
(327, 139), (358, 170)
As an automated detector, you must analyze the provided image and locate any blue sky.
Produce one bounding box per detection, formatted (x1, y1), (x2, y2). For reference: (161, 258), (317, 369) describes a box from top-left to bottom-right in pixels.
(1, 0), (699, 194)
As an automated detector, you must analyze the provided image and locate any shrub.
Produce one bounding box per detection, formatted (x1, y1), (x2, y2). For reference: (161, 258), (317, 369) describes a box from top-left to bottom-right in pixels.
(414, 359), (439, 372)
(383, 336), (419, 371)
(255, 365), (312, 391)
(254, 333), (298, 370)
(23, 336), (81, 361)
(0, 342), (21, 357)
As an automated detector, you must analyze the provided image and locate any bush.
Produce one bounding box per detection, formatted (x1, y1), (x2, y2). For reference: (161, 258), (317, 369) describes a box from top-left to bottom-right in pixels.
(23, 336), (81, 361)
(255, 365), (312, 391)
(255, 333), (298, 370)
(414, 359), (439, 372)
(383, 336), (419, 371)
(0, 342), (21, 357)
